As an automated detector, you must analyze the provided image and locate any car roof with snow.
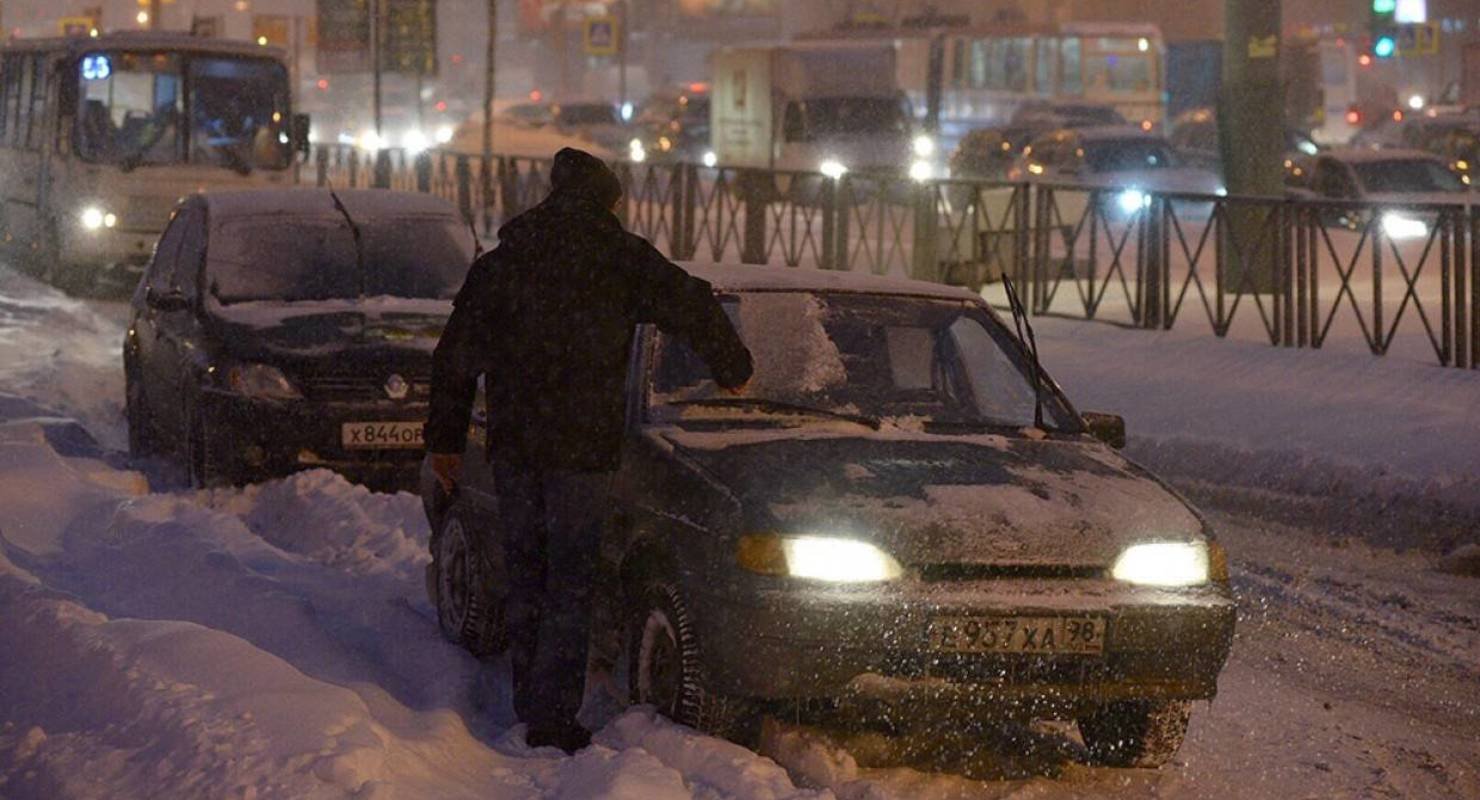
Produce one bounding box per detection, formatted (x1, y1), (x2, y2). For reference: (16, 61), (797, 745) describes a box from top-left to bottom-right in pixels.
(199, 189), (462, 222)
(1321, 148), (1450, 165)
(678, 262), (981, 302)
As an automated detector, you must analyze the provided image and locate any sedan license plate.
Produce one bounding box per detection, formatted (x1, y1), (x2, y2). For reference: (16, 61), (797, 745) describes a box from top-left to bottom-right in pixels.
(928, 616), (1105, 655)
(341, 421), (425, 449)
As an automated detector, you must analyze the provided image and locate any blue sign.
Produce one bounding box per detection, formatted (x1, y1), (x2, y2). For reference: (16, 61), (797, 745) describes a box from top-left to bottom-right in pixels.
(81, 54), (111, 81)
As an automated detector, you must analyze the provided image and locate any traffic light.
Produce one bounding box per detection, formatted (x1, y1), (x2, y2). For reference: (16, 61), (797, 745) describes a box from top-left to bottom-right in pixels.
(1370, 0), (1397, 59)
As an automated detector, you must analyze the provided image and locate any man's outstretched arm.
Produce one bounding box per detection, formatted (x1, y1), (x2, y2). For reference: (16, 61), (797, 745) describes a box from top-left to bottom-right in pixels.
(426, 258), (497, 488)
(627, 236), (753, 389)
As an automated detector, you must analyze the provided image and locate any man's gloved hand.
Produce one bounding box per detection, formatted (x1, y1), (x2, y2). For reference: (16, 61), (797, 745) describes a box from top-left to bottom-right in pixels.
(429, 452), (463, 494)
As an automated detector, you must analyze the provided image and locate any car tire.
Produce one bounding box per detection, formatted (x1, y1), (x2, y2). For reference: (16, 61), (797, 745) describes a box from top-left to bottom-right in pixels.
(1077, 699), (1191, 768)
(430, 502), (507, 658)
(125, 368), (157, 458)
(627, 580), (755, 743)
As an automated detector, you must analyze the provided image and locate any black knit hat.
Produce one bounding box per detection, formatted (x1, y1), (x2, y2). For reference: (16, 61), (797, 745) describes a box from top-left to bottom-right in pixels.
(550, 147), (623, 208)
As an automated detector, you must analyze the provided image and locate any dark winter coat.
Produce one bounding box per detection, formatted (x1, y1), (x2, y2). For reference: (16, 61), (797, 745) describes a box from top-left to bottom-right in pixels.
(426, 159), (752, 472)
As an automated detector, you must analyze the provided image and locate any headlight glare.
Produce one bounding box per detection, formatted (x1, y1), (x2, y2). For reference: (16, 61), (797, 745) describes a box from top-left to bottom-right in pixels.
(81, 206), (108, 230)
(1111, 541), (1210, 587)
(1381, 213), (1428, 240)
(819, 159), (848, 180)
(227, 363), (302, 400)
(702, 150), (718, 168)
(912, 134), (936, 158)
(1115, 188), (1150, 215)
(738, 534), (902, 582)
(908, 160), (933, 182)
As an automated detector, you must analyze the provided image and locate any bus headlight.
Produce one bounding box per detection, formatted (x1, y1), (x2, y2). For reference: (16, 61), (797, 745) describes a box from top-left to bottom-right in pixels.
(80, 206), (117, 231)
(819, 158), (848, 180)
(912, 134), (936, 158)
(908, 159), (934, 182)
(1112, 541), (1210, 587)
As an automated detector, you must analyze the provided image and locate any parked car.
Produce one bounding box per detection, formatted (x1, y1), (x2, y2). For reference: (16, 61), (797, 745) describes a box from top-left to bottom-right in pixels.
(1299, 149), (1473, 239)
(1166, 107), (1321, 173)
(124, 189), (474, 488)
(423, 263), (1236, 767)
(1009, 127), (1225, 219)
(629, 86), (712, 165)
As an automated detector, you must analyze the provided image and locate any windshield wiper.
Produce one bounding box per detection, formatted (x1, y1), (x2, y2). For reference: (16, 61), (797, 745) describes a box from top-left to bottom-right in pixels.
(1000, 273), (1048, 431)
(327, 185), (366, 300)
(666, 397), (881, 429)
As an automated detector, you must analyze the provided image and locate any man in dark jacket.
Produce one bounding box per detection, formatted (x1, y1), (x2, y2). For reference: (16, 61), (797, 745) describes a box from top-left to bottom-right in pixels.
(425, 147), (753, 753)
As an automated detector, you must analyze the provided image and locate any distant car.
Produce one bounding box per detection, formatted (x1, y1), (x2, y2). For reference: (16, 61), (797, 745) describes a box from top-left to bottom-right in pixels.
(423, 263), (1236, 767)
(123, 189), (474, 488)
(498, 102), (556, 128)
(1010, 100), (1127, 131)
(1300, 149), (1473, 239)
(1009, 127), (1225, 217)
(1167, 107), (1321, 173)
(1350, 108), (1480, 153)
(629, 88), (712, 165)
(948, 102), (1128, 180)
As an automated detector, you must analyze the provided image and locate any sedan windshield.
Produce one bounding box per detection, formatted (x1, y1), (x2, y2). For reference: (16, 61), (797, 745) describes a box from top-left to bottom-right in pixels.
(208, 216), (474, 303)
(1085, 139), (1174, 172)
(1353, 159), (1467, 194)
(650, 293), (1079, 431)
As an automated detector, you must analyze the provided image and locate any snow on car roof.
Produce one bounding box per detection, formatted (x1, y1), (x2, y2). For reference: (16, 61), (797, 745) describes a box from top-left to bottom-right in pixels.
(202, 189), (462, 222)
(1322, 148), (1449, 165)
(679, 262), (982, 302)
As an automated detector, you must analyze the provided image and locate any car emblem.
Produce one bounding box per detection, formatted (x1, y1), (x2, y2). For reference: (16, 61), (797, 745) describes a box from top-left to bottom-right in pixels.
(384, 374), (409, 400)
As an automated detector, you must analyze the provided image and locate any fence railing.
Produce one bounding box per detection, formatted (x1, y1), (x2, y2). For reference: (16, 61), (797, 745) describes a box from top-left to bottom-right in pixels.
(305, 144), (1478, 369)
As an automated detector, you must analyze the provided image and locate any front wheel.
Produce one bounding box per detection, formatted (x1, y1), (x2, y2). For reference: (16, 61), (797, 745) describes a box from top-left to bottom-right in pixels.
(430, 502), (507, 658)
(627, 580), (755, 742)
(1077, 699), (1191, 768)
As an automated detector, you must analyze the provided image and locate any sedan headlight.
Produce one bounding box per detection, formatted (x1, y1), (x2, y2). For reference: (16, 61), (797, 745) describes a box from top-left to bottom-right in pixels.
(1111, 541), (1210, 587)
(912, 134), (936, 158)
(908, 159), (934, 182)
(738, 534), (903, 582)
(1381, 213), (1428, 240)
(628, 138), (647, 163)
(227, 363), (302, 400)
(80, 206), (118, 231)
(818, 158), (848, 180)
(1115, 188), (1151, 215)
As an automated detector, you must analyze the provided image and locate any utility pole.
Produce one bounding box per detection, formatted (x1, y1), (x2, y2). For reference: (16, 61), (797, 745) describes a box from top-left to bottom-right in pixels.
(481, 0), (496, 166)
(371, 0), (384, 137)
(149, 0), (161, 29)
(1219, 0), (1284, 292)
(616, 0), (628, 118)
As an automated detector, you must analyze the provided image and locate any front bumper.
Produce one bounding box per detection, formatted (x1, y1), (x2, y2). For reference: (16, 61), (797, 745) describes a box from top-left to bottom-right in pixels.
(687, 577), (1235, 715)
(198, 389), (427, 489)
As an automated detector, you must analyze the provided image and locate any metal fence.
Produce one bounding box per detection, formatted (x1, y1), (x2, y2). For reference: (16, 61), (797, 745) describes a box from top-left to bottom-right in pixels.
(305, 144), (1478, 369)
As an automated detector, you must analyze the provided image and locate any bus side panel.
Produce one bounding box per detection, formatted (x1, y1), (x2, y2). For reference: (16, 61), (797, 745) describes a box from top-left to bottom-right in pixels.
(710, 48), (773, 170)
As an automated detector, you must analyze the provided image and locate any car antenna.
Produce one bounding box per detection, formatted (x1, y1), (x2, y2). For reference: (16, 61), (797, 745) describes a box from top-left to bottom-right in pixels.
(326, 183), (366, 298)
(1000, 273), (1046, 431)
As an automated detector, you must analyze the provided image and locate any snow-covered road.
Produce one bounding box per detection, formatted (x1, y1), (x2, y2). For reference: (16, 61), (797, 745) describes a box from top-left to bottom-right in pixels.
(1, 265), (1476, 799)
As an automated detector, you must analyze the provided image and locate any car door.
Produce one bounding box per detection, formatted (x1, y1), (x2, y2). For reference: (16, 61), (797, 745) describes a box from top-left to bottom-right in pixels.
(152, 204), (209, 439)
(136, 208), (190, 431)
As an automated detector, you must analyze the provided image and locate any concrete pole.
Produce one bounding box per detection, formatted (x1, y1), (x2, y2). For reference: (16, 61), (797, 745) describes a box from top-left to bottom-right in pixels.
(482, 0), (496, 165)
(372, 0), (384, 137)
(1219, 0), (1284, 292)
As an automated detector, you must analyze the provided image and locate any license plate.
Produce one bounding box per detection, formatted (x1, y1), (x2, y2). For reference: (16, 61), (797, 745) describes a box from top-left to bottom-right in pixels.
(927, 616), (1105, 655)
(341, 421), (425, 449)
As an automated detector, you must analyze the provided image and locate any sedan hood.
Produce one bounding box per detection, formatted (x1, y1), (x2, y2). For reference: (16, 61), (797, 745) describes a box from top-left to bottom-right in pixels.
(661, 428), (1204, 568)
(1088, 166), (1223, 195)
(206, 296), (450, 362)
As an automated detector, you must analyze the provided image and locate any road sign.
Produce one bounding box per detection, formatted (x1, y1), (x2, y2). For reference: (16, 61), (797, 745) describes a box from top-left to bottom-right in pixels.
(583, 16), (618, 57)
(385, 0), (437, 77)
(1397, 22), (1439, 56)
(317, 0), (436, 76)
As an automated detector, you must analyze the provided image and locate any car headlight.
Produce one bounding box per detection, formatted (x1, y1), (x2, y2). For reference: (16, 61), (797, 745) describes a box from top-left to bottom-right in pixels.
(1115, 188), (1151, 215)
(1381, 213), (1428, 240)
(628, 138), (647, 163)
(1214, 185), (1229, 197)
(737, 534), (903, 582)
(819, 158), (848, 180)
(702, 150), (718, 168)
(227, 363), (302, 400)
(908, 160), (934, 182)
(1111, 541), (1210, 587)
(912, 134), (936, 158)
(80, 206), (117, 231)
(434, 125), (454, 144)
(401, 128), (430, 154)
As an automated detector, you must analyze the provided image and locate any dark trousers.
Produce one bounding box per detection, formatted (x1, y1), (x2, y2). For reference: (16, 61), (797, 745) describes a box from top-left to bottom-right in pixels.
(492, 458), (614, 732)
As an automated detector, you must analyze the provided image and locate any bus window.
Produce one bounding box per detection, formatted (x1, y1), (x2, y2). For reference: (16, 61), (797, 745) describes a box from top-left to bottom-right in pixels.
(189, 57), (290, 171)
(1084, 50), (1153, 94)
(1061, 38), (1082, 95)
(26, 54), (47, 150)
(78, 52), (183, 166)
(951, 39), (965, 90)
(1035, 38), (1056, 95)
(1, 55), (22, 145)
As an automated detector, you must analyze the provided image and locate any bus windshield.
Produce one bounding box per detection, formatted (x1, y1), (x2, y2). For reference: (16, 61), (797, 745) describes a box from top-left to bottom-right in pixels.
(76, 51), (291, 171)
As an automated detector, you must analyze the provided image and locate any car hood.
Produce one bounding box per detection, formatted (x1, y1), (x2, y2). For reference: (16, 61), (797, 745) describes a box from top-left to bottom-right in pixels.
(205, 296), (450, 362)
(1361, 191), (1474, 208)
(660, 428), (1204, 568)
(1087, 166), (1223, 195)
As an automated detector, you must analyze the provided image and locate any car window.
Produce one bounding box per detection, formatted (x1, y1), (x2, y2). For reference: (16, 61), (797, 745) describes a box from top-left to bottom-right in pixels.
(1083, 139), (1173, 172)
(145, 211), (188, 293)
(1351, 159), (1466, 194)
(173, 208), (207, 298)
(1315, 160), (1356, 197)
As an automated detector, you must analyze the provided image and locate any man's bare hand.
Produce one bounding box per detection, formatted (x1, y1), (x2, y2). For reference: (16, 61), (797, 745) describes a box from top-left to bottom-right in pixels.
(429, 452), (463, 494)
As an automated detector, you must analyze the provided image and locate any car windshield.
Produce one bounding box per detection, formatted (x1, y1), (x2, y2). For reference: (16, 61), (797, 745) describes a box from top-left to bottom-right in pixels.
(1084, 139), (1174, 172)
(1352, 159), (1467, 194)
(76, 51), (291, 170)
(806, 97), (911, 136)
(208, 216), (474, 303)
(649, 292), (1079, 431)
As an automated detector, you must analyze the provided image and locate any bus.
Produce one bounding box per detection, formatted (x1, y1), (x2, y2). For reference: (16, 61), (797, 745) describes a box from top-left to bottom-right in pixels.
(0, 32), (307, 288)
(805, 22), (1166, 160)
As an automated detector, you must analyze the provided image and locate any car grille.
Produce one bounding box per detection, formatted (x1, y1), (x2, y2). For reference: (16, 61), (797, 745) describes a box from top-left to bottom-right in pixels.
(917, 563), (1105, 582)
(301, 374), (431, 403)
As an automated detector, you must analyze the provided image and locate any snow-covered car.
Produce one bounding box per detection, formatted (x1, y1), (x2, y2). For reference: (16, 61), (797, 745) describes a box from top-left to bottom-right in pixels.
(123, 189), (474, 488)
(1298, 149), (1474, 240)
(1009, 127), (1226, 220)
(423, 264), (1235, 767)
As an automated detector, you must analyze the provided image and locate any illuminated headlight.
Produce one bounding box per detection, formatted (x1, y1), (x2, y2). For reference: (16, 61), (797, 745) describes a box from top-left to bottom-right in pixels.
(738, 534), (903, 583)
(628, 138), (647, 163)
(1381, 213), (1428, 240)
(434, 125), (454, 144)
(1115, 188), (1151, 214)
(227, 363), (302, 400)
(702, 150), (718, 168)
(80, 206), (116, 231)
(357, 129), (384, 152)
(1214, 186), (1228, 197)
(819, 158), (848, 180)
(402, 129), (430, 154)
(912, 134), (936, 158)
(1111, 542), (1210, 587)
(908, 160), (934, 182)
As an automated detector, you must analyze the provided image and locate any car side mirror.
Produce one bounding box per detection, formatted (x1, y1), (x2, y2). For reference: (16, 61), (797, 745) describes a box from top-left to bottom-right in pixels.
(291, 113), (312, 157)
(146, 287), (191, 313)
(1082, 411), (1126, 449)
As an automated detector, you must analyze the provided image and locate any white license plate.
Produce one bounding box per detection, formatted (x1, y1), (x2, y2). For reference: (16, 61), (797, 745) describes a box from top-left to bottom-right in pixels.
(927, 616), (1105, 655)
(341, 421), (425, 449)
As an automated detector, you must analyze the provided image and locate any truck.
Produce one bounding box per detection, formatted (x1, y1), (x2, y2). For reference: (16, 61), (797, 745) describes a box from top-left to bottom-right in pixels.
(709, 43), (923, 177)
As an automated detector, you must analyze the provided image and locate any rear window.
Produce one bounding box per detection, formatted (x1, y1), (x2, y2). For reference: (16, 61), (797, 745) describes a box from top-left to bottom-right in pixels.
(1084, 139), (1174, 172)
(1352, 159), (1466, 194)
